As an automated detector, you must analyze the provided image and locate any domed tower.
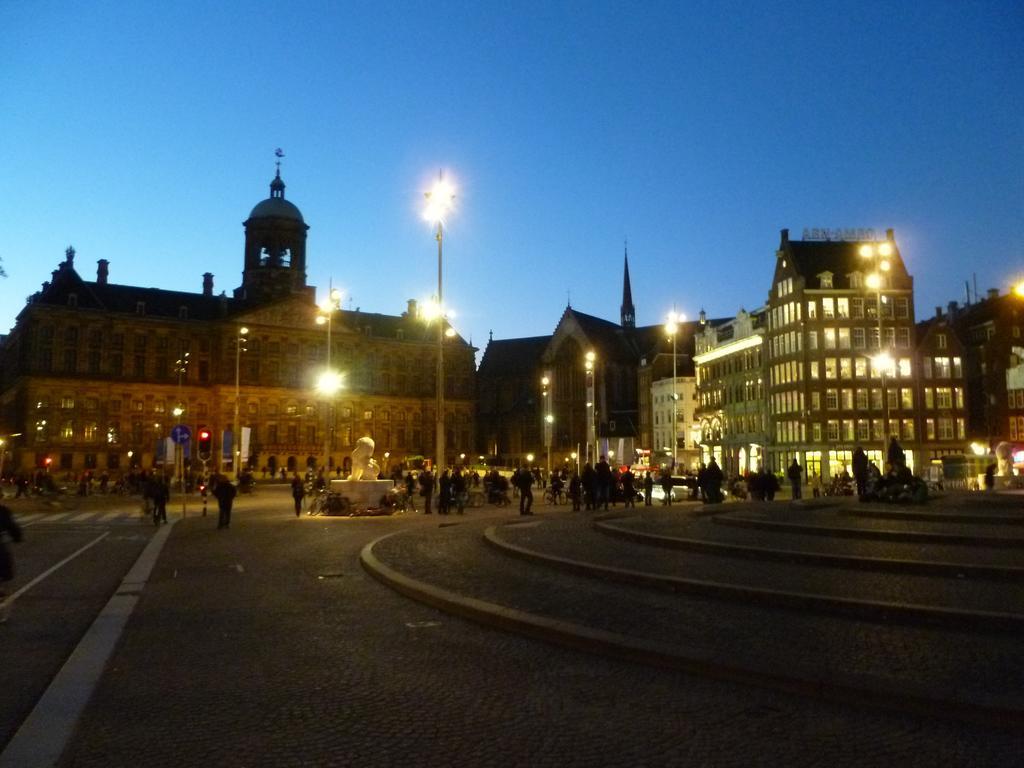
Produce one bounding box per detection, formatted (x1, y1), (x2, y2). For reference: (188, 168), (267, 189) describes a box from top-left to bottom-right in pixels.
(236, 169), (312, 302)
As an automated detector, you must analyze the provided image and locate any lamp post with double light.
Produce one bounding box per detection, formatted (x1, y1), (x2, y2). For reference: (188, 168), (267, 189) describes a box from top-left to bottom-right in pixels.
(871, 351), (896, 461)
(423, 173), (455, 474)
(174, 350), (190, 489)
(233, 328), (248, 480)
(541, 375), (553, 479)
(860, 241), (894, 459)
(316, 286), (342, 471)
(584, 351), (596, 463)
(665, 311), (684, 471)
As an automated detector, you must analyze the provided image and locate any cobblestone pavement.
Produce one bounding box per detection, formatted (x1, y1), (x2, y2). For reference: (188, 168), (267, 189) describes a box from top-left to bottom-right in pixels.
(41, 495), (1021, 767)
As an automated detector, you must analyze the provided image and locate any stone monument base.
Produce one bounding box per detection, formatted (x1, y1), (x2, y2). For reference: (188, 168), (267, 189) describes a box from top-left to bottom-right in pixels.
(329, 478), (394, 509)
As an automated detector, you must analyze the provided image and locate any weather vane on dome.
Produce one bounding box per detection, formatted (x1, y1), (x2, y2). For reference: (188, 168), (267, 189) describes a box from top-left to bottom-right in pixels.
(274, 148), (285, 174)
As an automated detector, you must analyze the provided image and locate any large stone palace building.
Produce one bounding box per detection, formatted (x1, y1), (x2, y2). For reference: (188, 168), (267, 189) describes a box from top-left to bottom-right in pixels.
(0, 171), (476, 477)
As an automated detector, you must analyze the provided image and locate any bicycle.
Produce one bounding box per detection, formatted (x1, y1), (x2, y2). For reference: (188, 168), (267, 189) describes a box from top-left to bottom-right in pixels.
(543, 487), (566, 505)
(308, 491), (351, 516)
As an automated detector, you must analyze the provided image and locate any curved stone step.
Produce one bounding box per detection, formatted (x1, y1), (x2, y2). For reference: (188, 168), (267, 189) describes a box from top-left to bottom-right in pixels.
(488, 521), (1024, 629)
(361, 523), (1024, 729)
(595, 517), (1024, 581)
(714, 515), (1024, 547)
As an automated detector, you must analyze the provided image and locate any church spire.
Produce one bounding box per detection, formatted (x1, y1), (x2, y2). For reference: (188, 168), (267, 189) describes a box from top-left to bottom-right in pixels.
(620, 240), (635, 329)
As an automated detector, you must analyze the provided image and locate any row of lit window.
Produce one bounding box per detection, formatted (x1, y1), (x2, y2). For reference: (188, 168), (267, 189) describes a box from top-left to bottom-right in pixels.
(1007, 390), (1024, 409)
(769, 295), (911, 331)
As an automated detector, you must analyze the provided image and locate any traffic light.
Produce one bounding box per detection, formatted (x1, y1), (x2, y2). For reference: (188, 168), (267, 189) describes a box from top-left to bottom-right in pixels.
(197, 427), (212, 462)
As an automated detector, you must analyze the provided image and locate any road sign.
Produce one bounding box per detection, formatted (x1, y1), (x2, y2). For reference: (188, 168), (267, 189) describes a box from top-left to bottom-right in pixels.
(171, 424), (192, 445)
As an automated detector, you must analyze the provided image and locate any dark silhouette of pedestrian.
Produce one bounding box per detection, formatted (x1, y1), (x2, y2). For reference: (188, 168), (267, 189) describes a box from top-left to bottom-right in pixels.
(569, 471), (582, 511)
(213, 476), (237, 529)
(984, 463), (996, 491)
(621, 466), (636, 508)
(852, 446), (869, 499)
(0, 504), (23, 623)
(419, 469), (435, 514)
(438, 470), (452, 515)
(660, 468), (673, 506)
(595, 456), (612, 510)
(787, 459), (803, 500)
(887, 436), (905, 471)
(704, 458), (724, 503)
(291, 473), (305, 516)
(582, 463), (597, 510)
(516, 466), (533, 515)
(643, 471), (654, 506)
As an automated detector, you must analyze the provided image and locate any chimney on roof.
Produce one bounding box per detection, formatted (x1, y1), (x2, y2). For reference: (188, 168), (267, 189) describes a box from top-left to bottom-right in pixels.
(886, 228), (895, 241)
(947, 301), (958, 320)
(406, 299), (417, 318)
(936, 306), (943, 319)
(780, 228), (789, 246)
(987, 288), (999, 300)
(97, 259), (109, 285)
(202, 273), (214, 297)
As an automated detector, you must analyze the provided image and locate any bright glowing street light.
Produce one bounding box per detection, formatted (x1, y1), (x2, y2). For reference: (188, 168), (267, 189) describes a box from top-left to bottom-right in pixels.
(584, 351), (597, 462)
(1013, 281), (1024, 298)
(665, 309), (685, 472)
(317, 285), (343, 471)
(424, 171), (456, 474)
(316, 370), (344, 396)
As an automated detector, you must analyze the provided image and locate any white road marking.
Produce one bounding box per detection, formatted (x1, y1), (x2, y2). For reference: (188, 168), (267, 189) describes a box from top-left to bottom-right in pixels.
(0, 532), (110, 609)
(68, 512), (95, 522)
(234, 564), (245, 573)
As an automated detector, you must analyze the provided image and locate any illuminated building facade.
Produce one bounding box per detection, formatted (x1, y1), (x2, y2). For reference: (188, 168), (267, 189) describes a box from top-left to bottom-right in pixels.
(0, 172), (476, 477)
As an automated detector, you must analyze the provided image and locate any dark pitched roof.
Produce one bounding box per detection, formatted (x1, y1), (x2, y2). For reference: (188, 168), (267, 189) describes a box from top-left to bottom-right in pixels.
(24, 261), (231, 321)
(783, 237), (908, 291)
(478, 335), (550, 377)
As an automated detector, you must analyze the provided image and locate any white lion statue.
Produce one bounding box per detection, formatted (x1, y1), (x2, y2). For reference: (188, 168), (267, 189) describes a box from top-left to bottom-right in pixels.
(995, 442), (1013, 477)
(349, 436), (380, 481)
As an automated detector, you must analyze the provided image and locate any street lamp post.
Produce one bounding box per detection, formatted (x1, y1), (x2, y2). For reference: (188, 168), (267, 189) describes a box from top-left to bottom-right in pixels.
(541, 375), (552, 479)
(233, 328), (248, 481)
(316, 286), (342, 472)
(174, 350), (190, 490)
(584, 351), (596, 463)
(860, 242), (894, 459)
(424, 173), (455, 474)
(665, 311), (683, 472)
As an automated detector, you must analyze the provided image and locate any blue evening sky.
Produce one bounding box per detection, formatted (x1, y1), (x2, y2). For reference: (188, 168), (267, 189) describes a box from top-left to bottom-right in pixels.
(2, 1), (1021, 354)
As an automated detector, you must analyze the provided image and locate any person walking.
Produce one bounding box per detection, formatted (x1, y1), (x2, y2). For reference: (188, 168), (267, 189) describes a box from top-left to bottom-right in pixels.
(152, 474), (169, 524)
(581, 462), (597, 511)
(291, 473), (305, 516)
(419, 469), (435, 515)
(787, 458), (803, 500)
(213, 475), (237, 529)
(621, 466), (636, 508)
(516, 466), (534, 515)
(852, 446), (869, 499)
(660, 468), (673, 506)
(438, 470), (452, 515)
(643, 471), (654, 506)
(595, 456), (612, 510)
(452, 467), (467, 515)
(0, 504), (23, 623)
(569, 471), (582, 511)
